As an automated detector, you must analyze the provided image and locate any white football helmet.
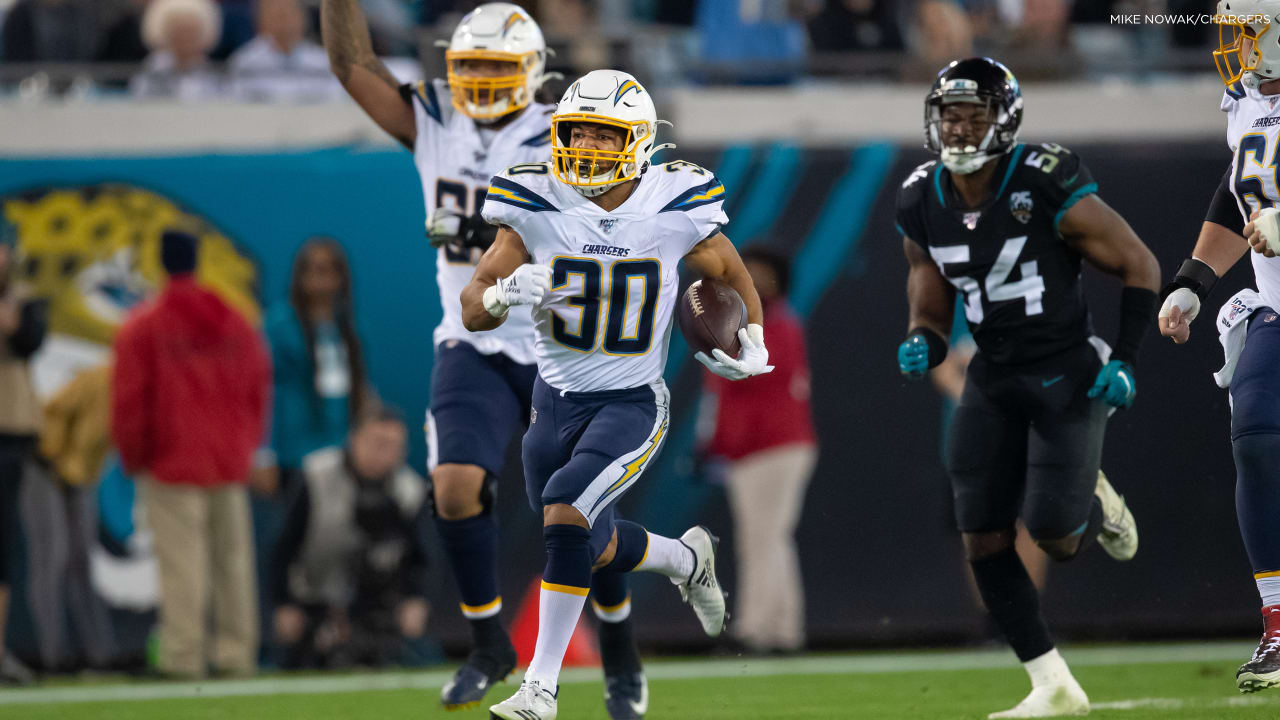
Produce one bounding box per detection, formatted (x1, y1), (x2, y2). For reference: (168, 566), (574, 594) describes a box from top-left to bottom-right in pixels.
(550, 70), (674, 197)
(1214, 1), (1280, 89)
(440, 3), (549, 121)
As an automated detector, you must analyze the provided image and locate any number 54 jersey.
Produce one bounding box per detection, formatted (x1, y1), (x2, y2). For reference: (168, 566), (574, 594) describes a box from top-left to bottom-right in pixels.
(482, 161), (727, 392)
(1223, 82), (1280, 311)
(895, 143), (1099, 364)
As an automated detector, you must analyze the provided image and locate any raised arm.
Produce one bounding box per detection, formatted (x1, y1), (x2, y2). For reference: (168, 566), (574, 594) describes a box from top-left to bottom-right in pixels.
(682, 232), (764, 325)
(460, 226), (547, 332)
(322, 0), (415, 148)
(899, 236), (955, 378)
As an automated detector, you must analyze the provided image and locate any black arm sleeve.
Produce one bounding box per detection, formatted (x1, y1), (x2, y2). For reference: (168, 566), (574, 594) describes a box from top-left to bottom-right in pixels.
(270, 482), (311, 606)
(7, 298), (48, 358)
(400, 500), (432, 598)
(1205, 165), (1245, 236)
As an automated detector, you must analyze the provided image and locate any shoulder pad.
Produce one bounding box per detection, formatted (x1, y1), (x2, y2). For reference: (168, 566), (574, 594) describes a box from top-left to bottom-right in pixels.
(896, 160), (935, 209)
(488, 164), (558, 213)
(411, 78), (453, 126)
(656, 163), (725, 213)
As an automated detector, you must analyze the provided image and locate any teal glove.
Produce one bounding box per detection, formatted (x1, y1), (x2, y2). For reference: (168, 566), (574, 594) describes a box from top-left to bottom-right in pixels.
(898, 335), (930, 379)
(1088, 360), (1136, 409)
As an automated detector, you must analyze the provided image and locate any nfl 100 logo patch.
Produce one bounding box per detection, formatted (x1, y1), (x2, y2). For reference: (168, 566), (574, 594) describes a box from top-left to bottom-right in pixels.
(1010, 191), (1033, 224)
(599, 218), (618, 234)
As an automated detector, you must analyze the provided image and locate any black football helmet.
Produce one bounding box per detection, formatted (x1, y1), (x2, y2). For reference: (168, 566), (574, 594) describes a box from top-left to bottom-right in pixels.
(924, 57), (1024, 174)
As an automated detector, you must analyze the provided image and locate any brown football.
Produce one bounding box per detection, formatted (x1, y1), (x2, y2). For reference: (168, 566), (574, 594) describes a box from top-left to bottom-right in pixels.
(678, 277), (746, 358)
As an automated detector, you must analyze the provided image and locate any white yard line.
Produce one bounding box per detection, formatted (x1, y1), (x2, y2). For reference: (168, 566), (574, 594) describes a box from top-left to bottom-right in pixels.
(0, 641), (1260, 707)
(1094, 695), (1279, 711)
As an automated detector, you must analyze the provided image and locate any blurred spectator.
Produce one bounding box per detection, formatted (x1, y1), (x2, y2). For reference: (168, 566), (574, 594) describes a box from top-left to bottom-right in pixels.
(1, 0), (107, 63)
(254, 237), (367, 660)
(700, 247), (816, 654)
(807, 0), (904, 52)
(1002, 0), (1070, 52)
(129, 0), (225, 100)
(262, 237), (368, 492)
(25, 364), (116, 672)
(695, 0), (810, 84)
(228, 0), (343, 102)
(270, 408), (434, 669)
(0, 237), (43, 685)
(912, 0), (974, 67)
(110, 231), (269, 678)
(98, 0), (151, 65)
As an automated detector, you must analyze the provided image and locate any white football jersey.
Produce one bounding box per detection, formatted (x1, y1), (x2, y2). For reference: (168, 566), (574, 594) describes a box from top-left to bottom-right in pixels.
(1223, 83), (1280, 311)
(408, 79), (554, 364)
(481, 160), (728, 392)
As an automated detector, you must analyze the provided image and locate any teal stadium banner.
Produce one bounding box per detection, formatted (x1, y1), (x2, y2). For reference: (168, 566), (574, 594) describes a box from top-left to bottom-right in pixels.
(0, 141), (1263, 653)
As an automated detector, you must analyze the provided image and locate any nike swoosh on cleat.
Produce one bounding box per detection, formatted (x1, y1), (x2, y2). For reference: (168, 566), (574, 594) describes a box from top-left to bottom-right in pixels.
(1041, 375), (1065, 388)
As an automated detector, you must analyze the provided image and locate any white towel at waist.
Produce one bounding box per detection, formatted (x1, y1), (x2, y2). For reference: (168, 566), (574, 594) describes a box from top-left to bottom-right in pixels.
(1215, 289), (1266, 388)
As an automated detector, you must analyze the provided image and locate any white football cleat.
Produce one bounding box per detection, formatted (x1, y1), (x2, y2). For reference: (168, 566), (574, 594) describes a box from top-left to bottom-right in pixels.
(1094, 471), (1137, 561)
(489, 679), (558, 720)
(987, 681), (1090, 718)
(674, 526), (727, 637)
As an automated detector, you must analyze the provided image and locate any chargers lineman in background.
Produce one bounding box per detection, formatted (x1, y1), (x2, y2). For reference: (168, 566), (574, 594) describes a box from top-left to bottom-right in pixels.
(1160, 4), (1280, 694)
(460, 69), (771, 720)
(897, 58), (1160, 718)
(321, 4), (646, 715)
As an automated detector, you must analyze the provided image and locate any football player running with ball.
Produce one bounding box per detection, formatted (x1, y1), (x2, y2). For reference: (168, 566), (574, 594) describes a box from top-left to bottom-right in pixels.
(1159, 4), (1280, 695)
(461, 69), (772, 720)
(897, 58), (1160, 718)
(322, 4), (646, 715)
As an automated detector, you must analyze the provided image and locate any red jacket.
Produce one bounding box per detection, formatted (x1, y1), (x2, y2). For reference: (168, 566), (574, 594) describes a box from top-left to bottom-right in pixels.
(704, 300), (816, 461)
(111, 276), (270, 486)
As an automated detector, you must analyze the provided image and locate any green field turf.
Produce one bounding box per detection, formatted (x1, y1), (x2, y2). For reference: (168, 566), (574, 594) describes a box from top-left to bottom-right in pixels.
(2, 641), (1277, 719)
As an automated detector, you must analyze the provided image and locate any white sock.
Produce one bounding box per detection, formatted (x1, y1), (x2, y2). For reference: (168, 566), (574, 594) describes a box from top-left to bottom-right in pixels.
(1258, 576), (1280, 607)
(633, 531), (695, 581)
(1024, 648), (1074, 688)
(524, 581), (588, 689)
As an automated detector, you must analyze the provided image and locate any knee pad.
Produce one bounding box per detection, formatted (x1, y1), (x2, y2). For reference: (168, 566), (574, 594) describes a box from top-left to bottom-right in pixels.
(426, 470), (498, 518)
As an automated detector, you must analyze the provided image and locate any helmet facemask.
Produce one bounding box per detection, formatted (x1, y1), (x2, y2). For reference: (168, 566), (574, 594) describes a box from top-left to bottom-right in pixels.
(925, 87), (1019, 176)
(551, 115), (652, 197)
(444, 49), (542, 121)
(1214, 12), (1276, 89)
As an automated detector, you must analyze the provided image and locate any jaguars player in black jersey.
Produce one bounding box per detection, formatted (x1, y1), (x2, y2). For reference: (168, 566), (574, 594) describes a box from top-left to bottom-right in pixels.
(897, 58), (1161, 718)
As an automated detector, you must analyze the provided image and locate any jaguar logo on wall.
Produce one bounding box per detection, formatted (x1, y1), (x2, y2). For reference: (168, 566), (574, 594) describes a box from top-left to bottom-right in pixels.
(4, 183), (262, 404)
(3, 184), (261, 350)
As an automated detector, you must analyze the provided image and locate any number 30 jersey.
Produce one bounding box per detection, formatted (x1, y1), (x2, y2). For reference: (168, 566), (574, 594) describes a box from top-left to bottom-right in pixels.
(895, 143), (1099, 365)
(407, 79), (554, 364)
(482, 161), (727, 392)
(1223, 82), (1280, 312)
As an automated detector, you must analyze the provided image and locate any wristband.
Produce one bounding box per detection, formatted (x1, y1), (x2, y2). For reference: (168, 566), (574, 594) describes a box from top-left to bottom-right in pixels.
(1158, 257), (1218, 305)
(1111, 286), (1157, 365)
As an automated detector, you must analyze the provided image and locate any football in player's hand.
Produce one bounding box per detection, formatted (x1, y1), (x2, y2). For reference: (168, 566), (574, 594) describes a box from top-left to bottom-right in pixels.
(678, 277), (746, 358)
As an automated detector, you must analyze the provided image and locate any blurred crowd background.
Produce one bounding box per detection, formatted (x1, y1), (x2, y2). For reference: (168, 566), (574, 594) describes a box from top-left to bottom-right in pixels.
(0, 0), (1226, 98)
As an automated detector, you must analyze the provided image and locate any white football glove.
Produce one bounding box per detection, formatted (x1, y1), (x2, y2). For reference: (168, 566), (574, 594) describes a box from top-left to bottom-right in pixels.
(1157, 286), (1200, 324)
(482, 264), (552, 317)
(695, 323), (775, 381)
(426, 207), (465, 248)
